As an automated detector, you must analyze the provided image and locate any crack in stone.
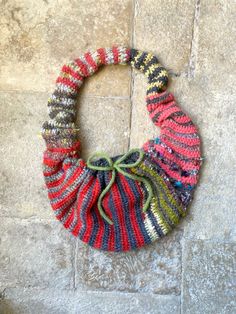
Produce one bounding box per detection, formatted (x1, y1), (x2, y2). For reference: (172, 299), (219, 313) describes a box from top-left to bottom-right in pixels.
(168, 71), (181, 78)
(10, 7), (22, 29)
(127, 0), (136, 150)
(188, 0), (201, 80)
(0, 288), (6, 300)
(71, 240), (77, 290)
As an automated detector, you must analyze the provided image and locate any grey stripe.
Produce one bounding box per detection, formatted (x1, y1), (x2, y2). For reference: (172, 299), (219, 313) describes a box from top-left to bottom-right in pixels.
(50, 169), (90, 205)
(48, 162), (83, 194)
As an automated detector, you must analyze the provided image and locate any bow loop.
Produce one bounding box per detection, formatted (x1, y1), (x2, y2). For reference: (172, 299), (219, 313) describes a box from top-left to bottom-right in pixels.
(115, 149), (145, 169)
(87, 153), (113, 171)
(87, 148), (153, 225)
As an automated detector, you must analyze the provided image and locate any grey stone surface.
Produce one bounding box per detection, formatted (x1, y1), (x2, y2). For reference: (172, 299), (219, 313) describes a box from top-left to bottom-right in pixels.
(182, 239), (236, 314)
(133, 0), (195, 73)
(0, 218), (74, 289)
(0, 91), (52, 219)
(77, 96), (131, 159)
(0, 288), (76, 314)
(195, 0), (236, 93)
(0, 0), (132, 95)
(0, 0), (236, 312)
(129, 71), (160, 149)
(0, 288), (180, 314)
(75, 229), (182, 294)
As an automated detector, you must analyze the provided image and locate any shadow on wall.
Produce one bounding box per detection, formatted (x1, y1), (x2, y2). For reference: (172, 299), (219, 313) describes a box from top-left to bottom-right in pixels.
(0, 302), (14, 314)
(0, 299), (59, 314)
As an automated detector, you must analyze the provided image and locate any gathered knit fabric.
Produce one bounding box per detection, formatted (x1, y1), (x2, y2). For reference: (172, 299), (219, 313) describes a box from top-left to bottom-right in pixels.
(41, 47), (202, 252)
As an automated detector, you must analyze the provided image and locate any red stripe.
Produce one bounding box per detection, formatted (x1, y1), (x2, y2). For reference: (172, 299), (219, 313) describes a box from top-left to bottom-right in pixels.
(162, 120), (198, 134)
(43, 164), (62, 177)
(75, 58), (89, 77)
(153, 142), (197, 164)
(81, 180), (101, 243)
(107, 192), (115, 251)
(97, 48), (107, 65)
(48, 167), (85, 200)
(63, 207), (75, 229)
(92, 212), (106, 250)
(93, 173), (113, 249)
(156, 106), (182, 125)
(51, 186), (80, 211)
(143, 144), (199, 184)
(84, 52), (98, 72)
(103, 191), (115, 250)
(70, 176), (95, 237)
(161, 137), (200, 159)
(112, 46), (119, 64)
(112, 173), (130, 251)
(71, 211), (81, 237)
(56, 77), (78, 91)
(44, 173), (64, 189)
(153, 158), (198, 185)
(163, 128), (200, 146)
(56, 197), (77, 221)
(46, 172), (65, 189)
(143, 141), (200, 170)
(146, 91), (173, 102)
(43, 155), (62, 167)
(120, 175), (146, 248)
(147, 101), (175, 114)
(61, 65), (83, 82)
(125, 47), (131, 61)
(149, 102), (176, 120)
(46, 141), (81, 153)
(172, 115), (192, 123)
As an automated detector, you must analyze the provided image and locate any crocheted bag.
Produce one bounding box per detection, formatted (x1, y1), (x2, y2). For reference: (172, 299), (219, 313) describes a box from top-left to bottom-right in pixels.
(41, 47), (202, 252)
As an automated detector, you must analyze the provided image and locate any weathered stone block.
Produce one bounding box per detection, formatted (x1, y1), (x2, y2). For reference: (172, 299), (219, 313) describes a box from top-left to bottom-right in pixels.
(0, 288), (75, 314)
(133, 0), (196, 72)
(0, 0), (132, 95)
(77, 96), (131, 159)
(129, 72), (160, 149)
(196, 0), (236, 93)
(182, 240), (236, 314)
(75, 229), (182, 294)
(0, 91), (52, 219)
(0, 288), (180, 314)
(0, 219), (74, 289)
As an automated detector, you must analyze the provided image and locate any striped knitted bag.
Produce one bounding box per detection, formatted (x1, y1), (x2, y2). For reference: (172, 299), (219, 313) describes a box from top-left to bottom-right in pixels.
(41, 47), (202, 252)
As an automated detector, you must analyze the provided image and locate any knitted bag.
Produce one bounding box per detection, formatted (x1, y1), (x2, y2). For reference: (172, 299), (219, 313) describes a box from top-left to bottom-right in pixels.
(41, 47), (202, 252)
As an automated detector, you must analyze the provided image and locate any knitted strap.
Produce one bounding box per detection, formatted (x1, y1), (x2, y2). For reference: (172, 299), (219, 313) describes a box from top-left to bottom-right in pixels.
(129, 49), (168, 92)
(41, 47), (168, 152)
(42, 46), (201, 189)
(41, 47), (131, 150)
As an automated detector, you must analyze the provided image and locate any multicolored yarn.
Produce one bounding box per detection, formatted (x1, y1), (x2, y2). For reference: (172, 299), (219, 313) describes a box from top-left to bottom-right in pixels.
(41, 47), (202, 252)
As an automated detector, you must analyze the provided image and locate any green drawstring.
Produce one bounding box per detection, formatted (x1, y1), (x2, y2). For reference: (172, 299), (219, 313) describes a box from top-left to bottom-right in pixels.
(87, 148), (153, 225)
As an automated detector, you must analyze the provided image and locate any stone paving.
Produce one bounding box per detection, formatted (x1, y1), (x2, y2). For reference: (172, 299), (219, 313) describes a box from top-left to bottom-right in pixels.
(0, 0), (235, 313)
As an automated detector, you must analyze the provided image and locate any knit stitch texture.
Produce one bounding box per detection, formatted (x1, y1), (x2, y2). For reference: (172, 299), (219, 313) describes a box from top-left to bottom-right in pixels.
(41, 47), (202, 252)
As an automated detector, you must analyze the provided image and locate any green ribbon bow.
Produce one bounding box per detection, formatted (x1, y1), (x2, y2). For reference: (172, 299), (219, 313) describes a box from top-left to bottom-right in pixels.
(87, 148), (153, 225)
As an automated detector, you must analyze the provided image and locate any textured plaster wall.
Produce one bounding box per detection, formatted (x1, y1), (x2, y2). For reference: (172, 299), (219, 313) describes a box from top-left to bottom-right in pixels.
(0, 0), (235, 313)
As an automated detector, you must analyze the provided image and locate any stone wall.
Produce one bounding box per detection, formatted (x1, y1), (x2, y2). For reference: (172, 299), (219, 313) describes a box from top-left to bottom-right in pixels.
(0, 0), (235, 313)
